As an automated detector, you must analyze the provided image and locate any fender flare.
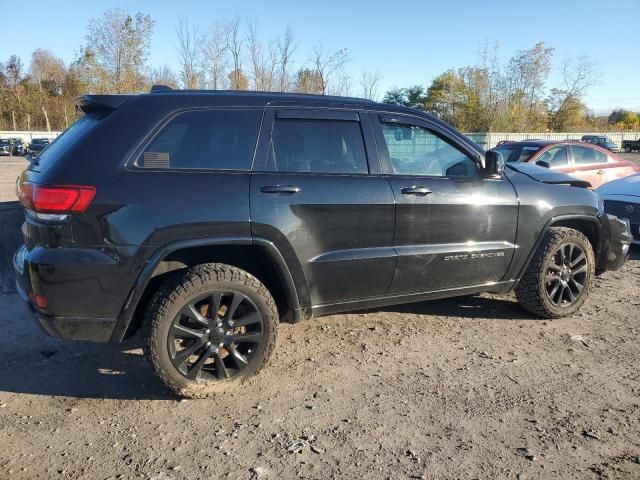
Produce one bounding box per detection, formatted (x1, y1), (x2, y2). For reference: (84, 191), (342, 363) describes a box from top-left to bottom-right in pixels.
(513, 214), (602, 284)
(110, 236), (308, 342)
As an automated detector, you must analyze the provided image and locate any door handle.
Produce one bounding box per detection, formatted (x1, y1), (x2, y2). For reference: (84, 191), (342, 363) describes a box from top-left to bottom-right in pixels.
(260, 185), (302, 194)
(401, 186), (432, 196)
(596, 170), (605, 175)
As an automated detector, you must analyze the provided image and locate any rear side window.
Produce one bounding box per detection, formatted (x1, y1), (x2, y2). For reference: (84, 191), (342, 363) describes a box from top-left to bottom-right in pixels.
(31, 115), (99, 171)
(493, 145), (540, 163)
(139, 110), (261, 170)
(572, 145), (607, 165)
(270, 119), (368, 174)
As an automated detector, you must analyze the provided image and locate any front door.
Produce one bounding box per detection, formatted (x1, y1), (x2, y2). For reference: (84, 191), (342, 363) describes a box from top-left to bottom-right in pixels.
(371, 113), (519, 294)
(250, 108), (396, 306)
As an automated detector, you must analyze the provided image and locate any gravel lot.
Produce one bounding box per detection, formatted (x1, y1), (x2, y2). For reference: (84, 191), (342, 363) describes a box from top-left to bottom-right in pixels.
(0, 153), (639, 479)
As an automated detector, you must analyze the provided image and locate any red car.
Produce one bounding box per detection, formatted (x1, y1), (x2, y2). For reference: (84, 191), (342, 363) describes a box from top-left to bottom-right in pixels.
(492, 140), (639, 188)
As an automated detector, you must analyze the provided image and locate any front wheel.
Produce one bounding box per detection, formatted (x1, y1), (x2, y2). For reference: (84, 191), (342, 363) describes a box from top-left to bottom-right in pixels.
(515, 227), (595, 318)
(144, 263), (278, 398)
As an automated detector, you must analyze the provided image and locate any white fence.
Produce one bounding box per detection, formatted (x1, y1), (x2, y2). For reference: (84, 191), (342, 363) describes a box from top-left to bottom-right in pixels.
(465, 132), (640, 150)
(1, 130), (639, 151)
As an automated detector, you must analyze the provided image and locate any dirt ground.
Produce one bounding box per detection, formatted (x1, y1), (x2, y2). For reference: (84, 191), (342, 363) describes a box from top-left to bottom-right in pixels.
(0, 246), (638, 479)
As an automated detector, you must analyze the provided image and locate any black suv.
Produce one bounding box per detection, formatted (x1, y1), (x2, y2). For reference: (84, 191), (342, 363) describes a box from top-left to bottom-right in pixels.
(14, 88), (632, 397)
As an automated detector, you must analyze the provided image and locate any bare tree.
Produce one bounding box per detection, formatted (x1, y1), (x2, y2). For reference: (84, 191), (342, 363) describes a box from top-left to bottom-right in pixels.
(201, 22), (228, 89)
(276, 26), (296, 92)
(293, 68), (323, 94)
(547, 54), (600, 130)
(360, 70), (382, 100)
(225, 15), (243, 90)
(176, 19), (201, 89)
(308, 45), (349, 95)
(150, 64), (179, 88)
(246, 20), (276, 91)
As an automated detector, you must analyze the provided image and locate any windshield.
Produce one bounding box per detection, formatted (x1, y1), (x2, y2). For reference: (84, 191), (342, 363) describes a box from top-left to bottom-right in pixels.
(492, 144), (541, 163)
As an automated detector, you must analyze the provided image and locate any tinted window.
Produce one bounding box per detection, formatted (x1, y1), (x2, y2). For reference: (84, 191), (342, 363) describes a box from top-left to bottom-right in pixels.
(572, 145), (607, 165)
(33, 116), (98, 171)
(270, 119), (368, 174)
(140, 110), (261, 170)
(381, 123), (477, 177)
(537, 146), (568, 167)
(493, 144), (540, 163)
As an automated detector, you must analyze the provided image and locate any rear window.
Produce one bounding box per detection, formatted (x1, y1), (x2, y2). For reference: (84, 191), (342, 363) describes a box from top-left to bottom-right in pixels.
(138, 109), (262, 170)
(31, 116), (99, 171)
(493, 145), (540, 163)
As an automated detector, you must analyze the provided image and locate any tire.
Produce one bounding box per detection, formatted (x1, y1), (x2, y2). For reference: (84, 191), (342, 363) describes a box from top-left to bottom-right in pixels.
(515, 227), (595, 318)
(143, 263), (278, 398)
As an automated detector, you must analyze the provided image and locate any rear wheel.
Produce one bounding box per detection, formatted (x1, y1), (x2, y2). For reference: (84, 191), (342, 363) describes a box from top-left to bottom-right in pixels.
(515, 227), (595, 318)
(144, 263), (278, 398)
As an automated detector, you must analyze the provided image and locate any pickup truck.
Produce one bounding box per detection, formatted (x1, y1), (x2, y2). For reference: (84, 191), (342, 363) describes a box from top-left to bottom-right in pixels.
(622, 138), (640, 153)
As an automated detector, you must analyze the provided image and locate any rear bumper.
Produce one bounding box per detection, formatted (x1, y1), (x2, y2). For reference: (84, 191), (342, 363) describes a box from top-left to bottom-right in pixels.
(13, 245), (123, 343)
(597, 213), (633, 272)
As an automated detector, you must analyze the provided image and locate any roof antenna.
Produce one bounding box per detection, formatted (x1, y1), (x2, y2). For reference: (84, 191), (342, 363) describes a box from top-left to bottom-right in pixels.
(150, 84), (173, 93)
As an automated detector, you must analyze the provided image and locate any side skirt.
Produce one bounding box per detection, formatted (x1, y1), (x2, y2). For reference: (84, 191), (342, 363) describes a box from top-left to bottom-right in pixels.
(310, 280), (516, 318)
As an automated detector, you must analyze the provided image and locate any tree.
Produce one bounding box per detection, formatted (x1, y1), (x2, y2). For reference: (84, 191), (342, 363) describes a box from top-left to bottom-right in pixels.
(176, 19), (201, 89)
(84, 8), (154, 92)
(360, 70), (381, 100)
(382, 86), (427, 110)
(608, 109), (631, 125)
(228, 69), (248, 90)
(293, 68), (323, 94)
(30, 49), (66, 93)
(276, 26), (297, 92)
(246, 20), (277, 91)
(150, 65), (179, 89)
(547, 54), (599, 131)
(226, 15), (243, 90)
(201, 22), (228, 90)
(308, 45), (349, 95)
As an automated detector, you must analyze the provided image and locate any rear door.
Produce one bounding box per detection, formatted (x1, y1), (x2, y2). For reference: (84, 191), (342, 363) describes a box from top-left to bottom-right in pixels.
(250, 108), (396, 306)
(568, 144), (613, 188)
(371, 113), (518, 294)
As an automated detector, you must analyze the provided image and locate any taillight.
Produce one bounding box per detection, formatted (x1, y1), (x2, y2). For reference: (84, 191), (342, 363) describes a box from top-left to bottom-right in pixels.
(19, 182), (96, 213)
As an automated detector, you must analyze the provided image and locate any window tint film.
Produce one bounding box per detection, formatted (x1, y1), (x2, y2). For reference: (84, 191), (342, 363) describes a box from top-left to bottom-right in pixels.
(572, 145), (607, 165)
(140, 110), (261, 170)
(270, 119), (368, 174)
(34, 115), (100, 171)
(536, 146), (568, 167)
(381, 123), (477, 177)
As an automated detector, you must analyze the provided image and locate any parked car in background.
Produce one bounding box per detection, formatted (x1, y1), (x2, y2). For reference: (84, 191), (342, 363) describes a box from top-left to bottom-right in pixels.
(0, 139), (12, 156)
(621, 137), (640, 153)
(491, 140), (639, 189)
(597, 173), (640, 244)
(27, 138), (50, 157)
(9, 138), (25, 155)
(581, 135), (620, 152)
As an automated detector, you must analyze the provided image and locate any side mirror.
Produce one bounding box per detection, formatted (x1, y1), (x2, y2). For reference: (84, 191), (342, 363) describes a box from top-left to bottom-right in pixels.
(484, 150), (504, 177)
(536, 160), (551, 169)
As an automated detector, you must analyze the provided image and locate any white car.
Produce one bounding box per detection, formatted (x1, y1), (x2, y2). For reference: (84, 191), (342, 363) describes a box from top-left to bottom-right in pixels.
(597, 173), (640, 244)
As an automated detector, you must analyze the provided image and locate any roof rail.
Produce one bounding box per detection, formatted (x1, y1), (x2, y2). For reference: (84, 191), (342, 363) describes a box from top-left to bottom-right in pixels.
(150, 84), (173, 93)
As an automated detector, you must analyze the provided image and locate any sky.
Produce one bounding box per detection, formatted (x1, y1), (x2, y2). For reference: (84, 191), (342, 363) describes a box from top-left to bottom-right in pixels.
(1, 0), (638, 114)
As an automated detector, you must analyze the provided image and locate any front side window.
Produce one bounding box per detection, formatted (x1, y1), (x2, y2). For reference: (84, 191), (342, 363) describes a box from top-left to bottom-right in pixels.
(381, 123), (478, 177)
(572, 145), (607, 165)
(139, 109), (261, 170)
(537, 146), (568, 167)
(270, 119), (368, 174)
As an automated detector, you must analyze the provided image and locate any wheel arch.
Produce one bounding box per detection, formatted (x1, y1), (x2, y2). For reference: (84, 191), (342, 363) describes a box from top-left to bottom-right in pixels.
(515, 214), (602, 285)
(110, 237), (309, 343)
